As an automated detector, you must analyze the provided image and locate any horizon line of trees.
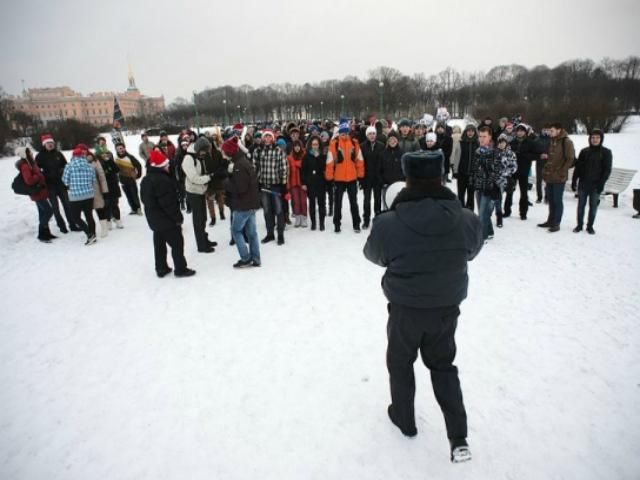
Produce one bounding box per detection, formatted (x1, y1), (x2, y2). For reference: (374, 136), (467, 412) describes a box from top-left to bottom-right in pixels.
(2, 56), (639, 152)
(166, 56), (640, 133)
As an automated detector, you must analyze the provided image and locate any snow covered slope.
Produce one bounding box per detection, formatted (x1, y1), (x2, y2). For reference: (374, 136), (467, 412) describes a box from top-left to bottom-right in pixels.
(0, 128), (639, 480)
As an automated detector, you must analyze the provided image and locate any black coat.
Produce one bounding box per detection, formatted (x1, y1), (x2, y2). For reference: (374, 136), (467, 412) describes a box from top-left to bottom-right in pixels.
(100, 155), (121, 198)
(458, 137), (479, 176)
(226, 152), (260, 211)
(205, 147), (228, 191)
(436, 133), (453, 163)
(509, 136), (539, 178)
(35, 148), (67, 191)
(140, 168), (183, 232)
(360, 140), (385, 187)
(301, 151), (327, 192)
(364, 184), (483, 309)
(381, 145), (404, 185)
(573, 145), (612, 191)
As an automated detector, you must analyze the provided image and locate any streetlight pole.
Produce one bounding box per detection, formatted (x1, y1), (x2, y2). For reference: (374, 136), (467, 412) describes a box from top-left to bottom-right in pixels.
(320, 101), (324, 119)
(340, 94), (345, 118)
(193, 90), (200, 134)
(379, 81), (384, 116)
(237, 105), (241, 123)
(223, 99), (227, 126)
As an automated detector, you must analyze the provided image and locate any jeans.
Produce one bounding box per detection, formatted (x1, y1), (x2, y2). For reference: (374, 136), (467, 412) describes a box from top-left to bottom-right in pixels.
(261, 186), (285, 236)
(363, 183), (383, 222)
(476, 191), (495, 239)
(35, 199), (54, 227)
(232, 209), (261, 264)
(386, 303), (467, 439)
(69, 198), (96, 237)
(48, 187), (75, 229)
(577, 185), (600, 227)
(334, 181), (361, 229)
(120, 177), (141, 212)
(153, 227), (188, 273)
(186, 192), (209, 250)
(546, 183), (565, 226)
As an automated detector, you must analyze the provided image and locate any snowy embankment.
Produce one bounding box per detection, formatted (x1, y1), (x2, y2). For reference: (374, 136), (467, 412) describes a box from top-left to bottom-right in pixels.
(0, 120), (639, 480)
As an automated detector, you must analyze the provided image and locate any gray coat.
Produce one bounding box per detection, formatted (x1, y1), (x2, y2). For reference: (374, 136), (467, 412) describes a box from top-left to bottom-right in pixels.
(363, 185), (483, 309)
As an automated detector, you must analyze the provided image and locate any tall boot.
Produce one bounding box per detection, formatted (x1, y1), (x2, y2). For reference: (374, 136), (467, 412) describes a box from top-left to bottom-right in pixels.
(319, 217), (325, 231)
(99, 219), (109, 238)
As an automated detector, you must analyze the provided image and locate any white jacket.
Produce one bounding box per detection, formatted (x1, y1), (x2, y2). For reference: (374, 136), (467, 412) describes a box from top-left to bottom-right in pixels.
(182, 144), (210, 195)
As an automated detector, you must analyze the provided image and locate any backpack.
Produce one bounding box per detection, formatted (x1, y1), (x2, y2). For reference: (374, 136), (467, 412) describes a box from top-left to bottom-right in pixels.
(12, 172), (43, 196)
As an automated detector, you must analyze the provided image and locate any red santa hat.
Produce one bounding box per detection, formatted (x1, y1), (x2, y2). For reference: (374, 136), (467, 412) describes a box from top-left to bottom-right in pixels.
(261, 129), (275, 139)
(72, 144), (89, 156)
(148, 149), (170, 169)
(233, 123), (244, 132)
(221, 136), (239, 157)
(41, 133), (54, 146)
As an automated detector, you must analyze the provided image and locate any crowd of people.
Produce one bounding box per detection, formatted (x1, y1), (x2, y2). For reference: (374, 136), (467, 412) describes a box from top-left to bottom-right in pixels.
(13, 111), (614, 275)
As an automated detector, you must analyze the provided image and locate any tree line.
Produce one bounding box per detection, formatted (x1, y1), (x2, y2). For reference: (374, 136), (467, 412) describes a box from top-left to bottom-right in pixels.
(166, 57), (640, 133)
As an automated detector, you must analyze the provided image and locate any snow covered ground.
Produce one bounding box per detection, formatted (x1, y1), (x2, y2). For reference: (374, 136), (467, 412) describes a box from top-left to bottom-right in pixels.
(1, 120), (639, 480)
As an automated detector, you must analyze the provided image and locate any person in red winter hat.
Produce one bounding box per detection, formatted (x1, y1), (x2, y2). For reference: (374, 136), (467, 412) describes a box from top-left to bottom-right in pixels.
(140, 149), (195, 278)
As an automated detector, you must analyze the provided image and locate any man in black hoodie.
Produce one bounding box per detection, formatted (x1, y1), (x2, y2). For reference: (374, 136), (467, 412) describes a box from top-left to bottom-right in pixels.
(364, 150), (483, 464)
(35, 134), (78, 233)
(506, 124), (538, 220)
(140, 150), (195, 278)
(571, 129), (612, 234)
(360, 126), (385, 228)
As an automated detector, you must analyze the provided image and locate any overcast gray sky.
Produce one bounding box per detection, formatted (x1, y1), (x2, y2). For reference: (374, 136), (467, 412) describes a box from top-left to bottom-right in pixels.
(1, 0), (639, 104)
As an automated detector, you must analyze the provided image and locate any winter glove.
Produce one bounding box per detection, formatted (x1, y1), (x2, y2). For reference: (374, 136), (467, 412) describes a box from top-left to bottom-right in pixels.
(227, 162), (235, 174)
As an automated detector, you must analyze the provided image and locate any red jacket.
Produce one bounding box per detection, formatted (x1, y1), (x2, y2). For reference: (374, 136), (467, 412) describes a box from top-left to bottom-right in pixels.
(18, 159), (49, 202)
(287, 151), (305, 189)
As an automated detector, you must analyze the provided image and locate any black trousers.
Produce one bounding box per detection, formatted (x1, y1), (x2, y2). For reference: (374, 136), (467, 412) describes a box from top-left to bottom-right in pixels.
(504, 174), (529, 216)
(103, 195), (121, 221)
(69, 198), (96, 237)
(386, 302), (467, 439)
(120, 177), (141, 212)
(153, 227), (187, 273)
(260, 186), (285, 237)
(308, 187), (326, 226)
(48, 187), (76, 229)
(363, 183), (382, 222)
(334, 181), (361, 229)
(456, 174), (475, 210)
(186, 192), (209, 250)
(535, 159), (546, 201)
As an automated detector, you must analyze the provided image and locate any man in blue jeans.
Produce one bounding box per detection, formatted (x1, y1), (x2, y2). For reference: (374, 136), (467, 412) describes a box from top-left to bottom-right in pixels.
(472, 126), (502, 241)
(571, 129), (612, 235)
(538, 122), (575, 232)
(222, 137), (261, 268)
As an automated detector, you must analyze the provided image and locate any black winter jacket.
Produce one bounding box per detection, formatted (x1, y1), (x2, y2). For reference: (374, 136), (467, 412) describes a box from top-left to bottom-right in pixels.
(573, 144), (612, 192)
(360, 140), (385, 186)
(509, 136), (539, 177)
(140, 168), (183, 231)
(301, 150), (327, 192)
(226, 152), (260, 211)
(458, 136), (479, 176)
(35, 149), (67, 191)
(364, 184), (483, 308)
(381, 145), (404, 185)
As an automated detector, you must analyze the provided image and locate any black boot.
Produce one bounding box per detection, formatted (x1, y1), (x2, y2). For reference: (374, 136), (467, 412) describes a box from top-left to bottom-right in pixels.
(277, 233), (285, 245)
(319, 218), (325, 231)
(261, 234), (275, 244)
(387, 405), (417, 437)
(37, 226), (52, 243)
(45, 226), (58, 240)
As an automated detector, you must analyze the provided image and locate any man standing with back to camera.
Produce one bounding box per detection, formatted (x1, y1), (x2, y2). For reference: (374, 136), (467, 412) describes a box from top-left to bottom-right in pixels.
(364, 149), (483, 463)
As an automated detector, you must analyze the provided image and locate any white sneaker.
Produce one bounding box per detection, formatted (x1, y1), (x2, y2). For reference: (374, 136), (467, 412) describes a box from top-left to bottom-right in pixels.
(294, 215), (301, 228)
(108, 220), (113, 230)
(301, 216), (308, 228)
(115, 220), (124, 229)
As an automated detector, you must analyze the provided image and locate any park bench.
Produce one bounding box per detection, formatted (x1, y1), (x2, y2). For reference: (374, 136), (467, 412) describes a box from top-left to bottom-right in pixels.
(560, 167), (637, 207)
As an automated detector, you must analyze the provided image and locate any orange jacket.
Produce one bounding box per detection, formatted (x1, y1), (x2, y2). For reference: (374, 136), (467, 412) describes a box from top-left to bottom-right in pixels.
(287, 151), (305, 189)
(325, 136), (365, 182)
